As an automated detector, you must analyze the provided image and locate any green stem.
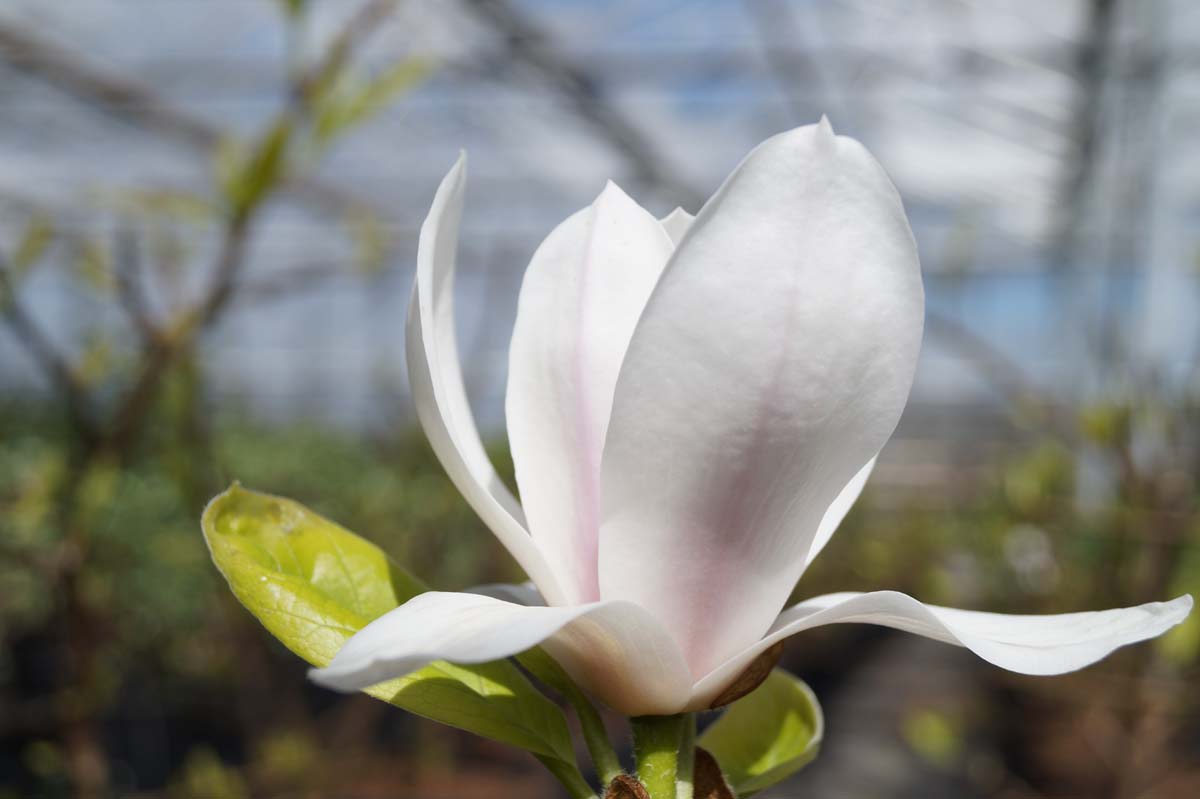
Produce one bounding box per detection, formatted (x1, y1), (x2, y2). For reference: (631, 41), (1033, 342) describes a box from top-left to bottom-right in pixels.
(536, 754), (599, 799)
(676, 714), (696, 799)
(632, 714), (687, 799)
(518, 649), (624, 784)
(572, 688), (624, 784)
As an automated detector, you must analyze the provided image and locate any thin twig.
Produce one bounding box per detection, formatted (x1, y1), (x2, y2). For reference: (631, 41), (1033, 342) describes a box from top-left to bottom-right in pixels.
(113, 227), (160, 347)
(295, 0), (401, 105)
(0, 260), (98, 442)
(463, 0), (704, 207)
(102, 211), (253, 454)
(0, 21), (374, 219)
(233, 262), (363, 306)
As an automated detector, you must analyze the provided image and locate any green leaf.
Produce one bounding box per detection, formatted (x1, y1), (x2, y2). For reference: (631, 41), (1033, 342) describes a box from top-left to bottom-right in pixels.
(217, 119), (292, 216)
(12, 214), (54, 278)
(72, 240), (113, 292)
(312, 59), (429, 146)
(201, 483), (575, 763)
(276, 0), (306, 18)
(699, 669), (823, 796)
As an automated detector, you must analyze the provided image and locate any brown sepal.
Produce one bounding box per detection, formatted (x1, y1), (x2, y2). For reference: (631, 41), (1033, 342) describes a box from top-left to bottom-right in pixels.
(694, 747), (736, 799)
(604, 774), (650, 799)
(708, 641), (784, 708)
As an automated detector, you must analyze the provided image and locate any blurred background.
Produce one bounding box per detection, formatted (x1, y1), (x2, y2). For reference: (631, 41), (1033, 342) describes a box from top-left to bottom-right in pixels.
(1, 0), (1197, 797)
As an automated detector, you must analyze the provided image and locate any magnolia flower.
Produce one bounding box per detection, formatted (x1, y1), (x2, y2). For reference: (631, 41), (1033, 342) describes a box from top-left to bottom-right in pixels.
(311, 119), (1192, 716)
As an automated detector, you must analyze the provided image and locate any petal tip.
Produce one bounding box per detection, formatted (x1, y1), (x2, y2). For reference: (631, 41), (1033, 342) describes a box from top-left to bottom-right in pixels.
(306, 665), (352, 692)
(598, 178), (630, 204)
(593, 179), (644, 219)
(814, 114), (837, 151)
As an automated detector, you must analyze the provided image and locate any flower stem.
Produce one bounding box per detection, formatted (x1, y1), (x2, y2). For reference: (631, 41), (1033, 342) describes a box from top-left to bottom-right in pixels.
(573, 691), (624, 784)
(517, 648), (624, 783)
(535, 754), (598, 799)
(676, 714), (696, 799)
(632, 714), (687, 799)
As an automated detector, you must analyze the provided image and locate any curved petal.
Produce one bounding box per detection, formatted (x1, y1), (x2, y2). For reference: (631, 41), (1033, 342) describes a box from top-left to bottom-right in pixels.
(688, 591), (1194, 709)
(599, 118), (925, 678)
(310, 591), (693, 716)
(659, 207), (694, 246)
(407, 155), (566, 605)
(803, 456), (876, 571)
(506, 182), (674, 604)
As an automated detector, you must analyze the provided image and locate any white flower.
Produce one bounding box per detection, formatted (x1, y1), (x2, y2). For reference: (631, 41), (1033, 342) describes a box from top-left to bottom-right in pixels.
(310, 120), (1192, 716)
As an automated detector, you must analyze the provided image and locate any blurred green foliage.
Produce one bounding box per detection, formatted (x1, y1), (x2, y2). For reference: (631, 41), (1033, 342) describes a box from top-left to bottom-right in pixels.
(3, 387), (1196, 795)
(0, 400), (535, 796)
(0, 399), (525, 649)
(797, 394), (1200, 796)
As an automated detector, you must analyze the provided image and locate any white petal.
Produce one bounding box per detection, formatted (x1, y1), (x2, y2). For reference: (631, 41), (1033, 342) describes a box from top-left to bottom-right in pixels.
(310, 591), (693, 716)
(506, 182), (674, 603)
(407, 155), (566, 605)
(689, 591), (1194, 709)
(659, 207), (695, 246)
(599, 119), (925, 678)
(803, 456), (876, 571)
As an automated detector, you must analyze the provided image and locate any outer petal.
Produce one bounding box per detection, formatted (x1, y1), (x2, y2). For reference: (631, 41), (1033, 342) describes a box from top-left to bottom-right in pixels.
(803, 456), (876, 571)
(599, 119), (925, 678)
(506, 182), (674, 604)
(310, 591), (693, 716)
(659, 207), (695, 245)
(407, 155), (566, 605)
(689, 591), (1194, 709)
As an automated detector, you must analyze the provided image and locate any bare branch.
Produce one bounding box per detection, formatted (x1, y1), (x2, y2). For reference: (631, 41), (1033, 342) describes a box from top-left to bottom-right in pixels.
(22, 1), (410, 456)
(923, 309), (1067, 439)
(740, 0), (822, 124)
(102, 212), (253, 453)
(463, 0), (705, 207)
(0, 21), (375, 219)
(0, 261), (98, 442)
(113, 228), (160, 347)
(296, 0), (401, 104)
(234, 262), (354, 306)
(1048, 0), (1118, 271)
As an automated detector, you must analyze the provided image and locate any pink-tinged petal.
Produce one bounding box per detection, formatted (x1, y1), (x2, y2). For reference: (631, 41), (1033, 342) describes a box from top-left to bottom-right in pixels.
(659, 207), (695, 246)
(803, 456), (876, 572)
(506, 182), (674, 604)
(309, 591), (693, 716)
(599, 119), (925, 678)
(407, 155), (566, 605)
(688, 591), (1194, 709)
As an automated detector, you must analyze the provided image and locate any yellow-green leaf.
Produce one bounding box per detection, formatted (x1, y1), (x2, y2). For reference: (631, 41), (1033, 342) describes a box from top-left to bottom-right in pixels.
(276, 0), (306, 18)
(699, 669), (823, 796)
(312, 60), (428, 146)
(217, 120), (292, 216)
(12, 214), (54, 277)
(73, 241), (113, 292)
(201, 483), (575, 762)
